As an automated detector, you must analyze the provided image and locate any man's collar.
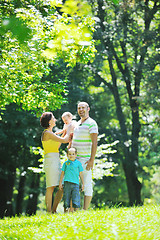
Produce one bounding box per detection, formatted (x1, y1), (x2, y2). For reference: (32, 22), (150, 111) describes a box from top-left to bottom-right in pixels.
(80, 116), (89, 124)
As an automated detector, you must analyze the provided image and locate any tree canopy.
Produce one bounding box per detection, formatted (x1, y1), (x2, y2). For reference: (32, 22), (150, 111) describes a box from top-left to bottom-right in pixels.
(0, 0), (96, 113)
(0, 0), (160, 217)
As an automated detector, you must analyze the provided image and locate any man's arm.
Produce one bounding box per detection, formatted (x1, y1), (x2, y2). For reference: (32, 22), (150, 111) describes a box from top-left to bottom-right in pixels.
(85, 133), (98, 170)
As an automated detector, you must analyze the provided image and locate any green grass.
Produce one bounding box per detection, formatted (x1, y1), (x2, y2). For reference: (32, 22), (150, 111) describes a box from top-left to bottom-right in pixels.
(0, 205), (160, 239)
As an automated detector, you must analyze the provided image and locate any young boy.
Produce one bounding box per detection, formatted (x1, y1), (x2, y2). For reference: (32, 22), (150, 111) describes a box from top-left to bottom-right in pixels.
(59, 147), (84, 212)
(56, 112), (77, 148)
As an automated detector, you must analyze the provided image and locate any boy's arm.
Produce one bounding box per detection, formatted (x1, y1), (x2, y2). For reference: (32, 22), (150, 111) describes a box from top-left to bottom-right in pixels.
(79, 172), (84, 191)
(59, 171), (64, 190)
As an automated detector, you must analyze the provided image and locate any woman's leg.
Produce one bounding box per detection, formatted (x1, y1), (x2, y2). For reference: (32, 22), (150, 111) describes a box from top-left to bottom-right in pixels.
(45, 186), (55, 213)
(52, 188), (63, 213)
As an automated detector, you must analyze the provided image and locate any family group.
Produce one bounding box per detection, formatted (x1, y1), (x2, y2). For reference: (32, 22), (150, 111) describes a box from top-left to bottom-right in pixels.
(40, 102), (98, 213)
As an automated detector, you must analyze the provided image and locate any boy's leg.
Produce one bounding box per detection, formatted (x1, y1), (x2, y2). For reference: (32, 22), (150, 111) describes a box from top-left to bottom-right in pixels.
(72, 183), (80, 211)
(69, 200), (74, 212)
(63, 182), (72, 213)
(64, 208), (69, 213)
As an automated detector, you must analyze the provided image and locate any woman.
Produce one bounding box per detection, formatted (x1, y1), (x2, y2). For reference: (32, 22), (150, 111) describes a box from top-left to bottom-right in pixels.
(40, 112), (70, 213)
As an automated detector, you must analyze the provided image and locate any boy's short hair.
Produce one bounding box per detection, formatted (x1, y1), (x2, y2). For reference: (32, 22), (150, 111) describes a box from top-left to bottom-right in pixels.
(67, 147), (77, 154)
(62, 112), (73, 119)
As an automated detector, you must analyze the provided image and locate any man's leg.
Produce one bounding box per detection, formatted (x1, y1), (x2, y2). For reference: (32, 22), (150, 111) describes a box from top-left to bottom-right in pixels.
(81, 165), (93, 210)
(83, 196), (92, 210)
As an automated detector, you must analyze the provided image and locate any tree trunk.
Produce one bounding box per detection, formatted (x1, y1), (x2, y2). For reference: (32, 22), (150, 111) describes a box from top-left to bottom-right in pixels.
(5, 169), (16, 217)
(0, 169), (16, 218)
(122, 153), (142, 206)
(106, 55), (142, 205)
(26, 173), (40, 215)
(16, 174), (26, 215)
(0, 178), (7, 218)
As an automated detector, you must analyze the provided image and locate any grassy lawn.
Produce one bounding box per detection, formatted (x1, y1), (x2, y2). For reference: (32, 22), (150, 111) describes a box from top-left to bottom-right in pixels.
(0, 205), (160, 239)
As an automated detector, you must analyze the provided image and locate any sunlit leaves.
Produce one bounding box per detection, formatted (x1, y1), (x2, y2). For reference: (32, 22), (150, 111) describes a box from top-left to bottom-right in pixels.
(93, 134), (118, 180)
(43, 0), (96, 67)
(51, 0), (92, 17)
(1, 17), (32, 43)
(0, 0), (96, 113)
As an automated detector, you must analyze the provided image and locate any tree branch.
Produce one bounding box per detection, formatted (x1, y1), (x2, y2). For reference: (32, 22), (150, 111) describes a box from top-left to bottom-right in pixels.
(95, 73), (114, 94)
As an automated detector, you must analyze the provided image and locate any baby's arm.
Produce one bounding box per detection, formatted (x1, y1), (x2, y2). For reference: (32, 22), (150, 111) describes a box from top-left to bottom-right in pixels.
(55, 129), (64, 135)
(59, 171), (64, 190)
(55, 124), (67, 135)
(67, 122), (76, 147)
(79, 172), (84, 191)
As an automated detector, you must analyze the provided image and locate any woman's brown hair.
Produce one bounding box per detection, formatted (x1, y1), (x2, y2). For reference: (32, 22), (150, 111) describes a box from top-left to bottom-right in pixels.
(40, 112), (53, 128)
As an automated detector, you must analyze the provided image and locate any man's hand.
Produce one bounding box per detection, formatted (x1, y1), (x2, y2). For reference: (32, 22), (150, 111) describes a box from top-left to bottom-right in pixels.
(69, 132), (73, 142)
(81, 184), (84, 192)
(85, 159), (94, 171)
(59, 183), (63, 190)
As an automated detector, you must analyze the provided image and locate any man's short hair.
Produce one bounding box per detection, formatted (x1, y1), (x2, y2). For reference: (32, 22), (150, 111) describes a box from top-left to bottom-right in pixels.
(78, 101), (89, 108)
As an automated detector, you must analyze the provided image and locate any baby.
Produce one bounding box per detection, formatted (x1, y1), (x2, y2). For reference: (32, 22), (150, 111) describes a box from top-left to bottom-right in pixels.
(56, 112), (77, 148)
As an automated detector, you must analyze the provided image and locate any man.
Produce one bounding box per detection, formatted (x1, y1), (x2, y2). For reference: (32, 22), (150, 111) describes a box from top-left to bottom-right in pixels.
(72, 102), (98, 210)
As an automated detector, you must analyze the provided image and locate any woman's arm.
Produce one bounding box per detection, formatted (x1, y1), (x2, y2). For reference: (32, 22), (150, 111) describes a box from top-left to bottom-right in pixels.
(55, 129), (64, 135)
(42, 130), (69, 143)
(58, 130), (67, 148)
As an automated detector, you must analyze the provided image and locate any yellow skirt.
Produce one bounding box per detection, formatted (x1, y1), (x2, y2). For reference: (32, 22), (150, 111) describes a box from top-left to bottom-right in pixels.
(44, 152), (61, 188)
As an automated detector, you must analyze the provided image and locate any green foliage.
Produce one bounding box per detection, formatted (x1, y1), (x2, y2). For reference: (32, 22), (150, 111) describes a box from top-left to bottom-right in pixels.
(0, 0), (96, 113)
(0, 104), (41, 176)
(150, 167), (160, 204)
(28, 147), (44, 173)
(0, 104), (42, 216)
(93, 134), (118, 179)
(0, 206), (160, 239)
(82, 0), (160, 204)
(1, 17), (31, 43)
(43, 0), (96, 67)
